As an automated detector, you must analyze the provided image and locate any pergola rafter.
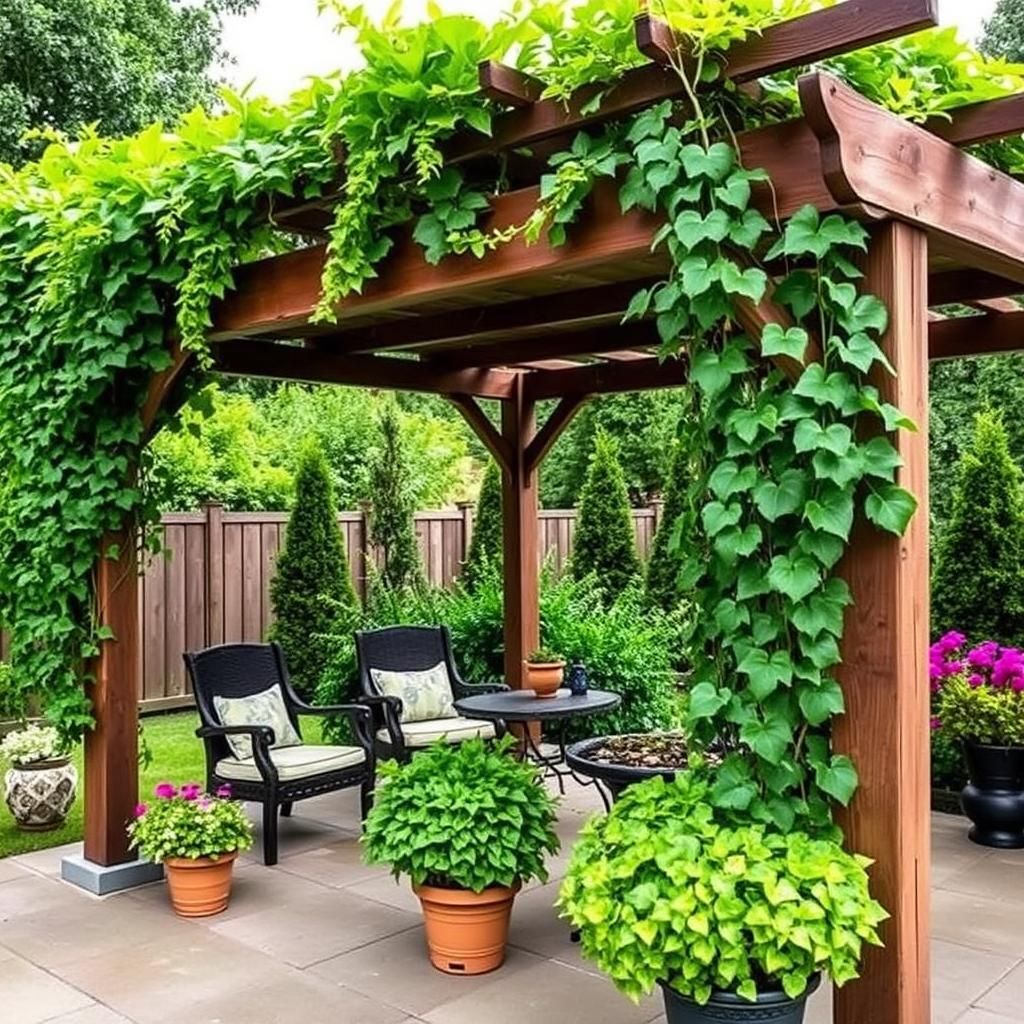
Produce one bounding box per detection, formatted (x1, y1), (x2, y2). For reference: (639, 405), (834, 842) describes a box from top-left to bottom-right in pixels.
(86, 7), (1024, 1023)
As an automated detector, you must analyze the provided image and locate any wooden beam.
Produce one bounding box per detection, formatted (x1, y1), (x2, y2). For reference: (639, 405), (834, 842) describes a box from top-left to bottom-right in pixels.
(444, 0), (936, 165)
(834, 221), (930, 1024)
(800, 71), (1024, 288)
(634, 13), (680, 64)
(211, 340), (518, 399)
(140, 341), (194, 443)
(210, 182), (664, 341)
(929, 308), (1024, 360)
(928, 92), (1024, 147)
(524, 396), (588, 475)
(448, 394), (512, 471)
(478, 61), (545, 107)
(928, 268), (1022, 306)
(525, 354), (686, 401)
(500, 377), (539, 690)
(429, 322), (663, 370)
(318, 279), (663, 354)
(84, 531), (139, 866)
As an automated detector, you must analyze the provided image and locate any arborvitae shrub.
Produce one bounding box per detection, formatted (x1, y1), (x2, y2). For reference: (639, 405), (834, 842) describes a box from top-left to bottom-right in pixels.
(645, 401), (698, 610)
(932, 411), (1024, 646)
(571, 428), (641, 599)
(268, 440), (358, 700)
(462, 459), (502, 589)
(368, 402), (424, 595)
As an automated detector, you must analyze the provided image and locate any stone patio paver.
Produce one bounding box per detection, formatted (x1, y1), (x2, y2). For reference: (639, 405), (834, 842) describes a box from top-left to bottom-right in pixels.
(0, 797), (1022, 1024)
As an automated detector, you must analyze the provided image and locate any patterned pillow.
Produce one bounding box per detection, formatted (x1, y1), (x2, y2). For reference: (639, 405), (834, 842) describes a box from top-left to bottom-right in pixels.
(370, 662), (456, 723)
(213, 685), (302, 761)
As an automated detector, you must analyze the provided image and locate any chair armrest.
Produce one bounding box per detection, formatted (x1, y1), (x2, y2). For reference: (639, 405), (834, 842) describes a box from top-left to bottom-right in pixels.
(454, 681), (510, 697)
(195, 725), (277, 783)
(353, 694), (404, 755)
(291, 700), (374, 750)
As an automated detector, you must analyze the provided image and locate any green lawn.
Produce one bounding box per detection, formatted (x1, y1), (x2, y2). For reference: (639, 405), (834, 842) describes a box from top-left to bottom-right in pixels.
(0, 710), (323, 859)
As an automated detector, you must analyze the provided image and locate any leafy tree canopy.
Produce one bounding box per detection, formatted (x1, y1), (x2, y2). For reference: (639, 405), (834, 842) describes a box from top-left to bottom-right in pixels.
(0, 0), (258, 166)
(982, 0), (1024, 62)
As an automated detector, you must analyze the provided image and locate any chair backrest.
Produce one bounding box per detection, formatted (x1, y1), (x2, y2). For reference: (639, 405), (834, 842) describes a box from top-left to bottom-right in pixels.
(355, 625), (454, 698)
(184, 642), (301, 739)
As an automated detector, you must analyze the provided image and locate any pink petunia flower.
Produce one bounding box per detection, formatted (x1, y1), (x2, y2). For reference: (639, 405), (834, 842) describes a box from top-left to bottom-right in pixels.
(180, 783), (202, 801)
(154, 782), (177, 799)
(215, 784), (232, 799)
(133, 803), (148, 818)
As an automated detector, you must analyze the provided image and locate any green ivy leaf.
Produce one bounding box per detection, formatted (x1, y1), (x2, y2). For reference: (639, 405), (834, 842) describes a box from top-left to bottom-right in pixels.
(815, 754), (858, 805)
(753, 469), (807, 521)
(737, 649), (794, 700)
(803, 484), (855, 540)
(701, 500), (742, 536)
(773, 270), (817, 320)
(760, 324), (809, 363)
(864, 484), (918, 534)
(714, 523), (762, 564)
(740, 715), (793, 764)
(680, 142), (734, 182)
(860, 436), (903, 481)
(689, 682), (732, 719)
(767, 553), (822, 602)
(708, 460), (758, 500)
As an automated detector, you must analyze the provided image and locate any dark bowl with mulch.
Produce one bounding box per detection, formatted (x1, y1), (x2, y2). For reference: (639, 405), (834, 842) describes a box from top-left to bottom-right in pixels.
(566, 733), (706, 802)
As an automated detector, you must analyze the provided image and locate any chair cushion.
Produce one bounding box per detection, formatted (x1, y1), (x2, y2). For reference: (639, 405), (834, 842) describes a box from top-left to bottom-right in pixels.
(377, 716), (496, 747)
(370, 661), (456, 723)
(213, 685), (302, 760)
(215, 744), (366, 783)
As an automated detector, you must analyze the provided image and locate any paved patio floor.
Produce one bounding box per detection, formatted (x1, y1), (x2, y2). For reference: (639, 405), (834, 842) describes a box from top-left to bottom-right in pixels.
(1, 781), (1024, 1024)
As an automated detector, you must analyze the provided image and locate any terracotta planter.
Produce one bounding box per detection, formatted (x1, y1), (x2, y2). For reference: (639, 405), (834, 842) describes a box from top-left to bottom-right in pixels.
(164, 851), (238, 918)
(524, 661), (565, 699)
(4, 757), (77, 832)
(414, 882), (518, 974)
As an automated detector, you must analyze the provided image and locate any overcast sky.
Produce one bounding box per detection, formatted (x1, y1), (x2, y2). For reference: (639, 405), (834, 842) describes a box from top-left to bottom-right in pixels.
(220, 0), (1000, 103)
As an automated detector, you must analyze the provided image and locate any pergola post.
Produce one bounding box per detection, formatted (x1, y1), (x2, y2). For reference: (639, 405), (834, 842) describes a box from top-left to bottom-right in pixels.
(83, 529), (140, 866)
(833, 221), (931, 1024)
(500, 377), (539, 689)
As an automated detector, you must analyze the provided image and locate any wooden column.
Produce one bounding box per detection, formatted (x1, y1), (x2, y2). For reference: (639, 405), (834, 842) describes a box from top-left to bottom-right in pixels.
(834, 221), (930, 1024)
(83, 529), (140, 866)
(500, 378), (539, 688)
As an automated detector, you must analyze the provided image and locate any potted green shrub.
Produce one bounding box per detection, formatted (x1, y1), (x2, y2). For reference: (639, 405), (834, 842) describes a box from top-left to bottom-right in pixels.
(935, 638), (1024, 848)
(559, 773), (887, 1023)
(524, 648), (566, 698)
(1, 724), (77, 831)
(363, 737), (559, 975)
(128, 781), (253, 917)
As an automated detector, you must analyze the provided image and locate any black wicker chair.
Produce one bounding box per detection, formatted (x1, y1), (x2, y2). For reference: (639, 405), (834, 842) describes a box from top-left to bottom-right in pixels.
(355, 625), (508, 762)
(183, 642), (375, 866)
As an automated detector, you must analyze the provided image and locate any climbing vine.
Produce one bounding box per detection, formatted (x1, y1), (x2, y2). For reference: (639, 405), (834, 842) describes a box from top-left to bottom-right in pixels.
(0, 0), (1011, 786)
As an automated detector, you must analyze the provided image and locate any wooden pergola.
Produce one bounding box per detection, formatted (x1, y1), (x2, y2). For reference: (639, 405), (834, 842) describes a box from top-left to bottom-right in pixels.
(81, 2), (1024, 1020)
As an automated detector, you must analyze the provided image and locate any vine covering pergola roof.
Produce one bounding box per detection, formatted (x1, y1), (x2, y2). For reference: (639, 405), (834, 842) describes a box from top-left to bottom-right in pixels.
(21, 2), (1024, 1021)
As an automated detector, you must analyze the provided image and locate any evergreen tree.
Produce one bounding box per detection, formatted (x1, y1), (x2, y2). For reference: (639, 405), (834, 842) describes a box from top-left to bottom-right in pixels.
(462, 459), (503, 589)
(571, 428), (641, 598)
(982, 0), (1024, 62)
(932, 411), (1024, 646)
(368, 402), (424, 593)
(645, 430), (694, 611)
(268, 440), (358, 700)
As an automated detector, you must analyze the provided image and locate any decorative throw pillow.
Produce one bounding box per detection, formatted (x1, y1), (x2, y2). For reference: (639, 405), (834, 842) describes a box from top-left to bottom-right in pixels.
(213, 685), (302, 761)
(370, 662), (456, 723)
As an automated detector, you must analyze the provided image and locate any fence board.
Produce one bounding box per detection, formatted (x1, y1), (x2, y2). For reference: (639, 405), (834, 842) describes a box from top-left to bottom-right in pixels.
(131, 503), (659, 705)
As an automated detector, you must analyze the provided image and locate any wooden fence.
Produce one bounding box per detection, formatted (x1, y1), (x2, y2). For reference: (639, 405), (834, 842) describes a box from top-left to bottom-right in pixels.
(137, 503), (662, 708)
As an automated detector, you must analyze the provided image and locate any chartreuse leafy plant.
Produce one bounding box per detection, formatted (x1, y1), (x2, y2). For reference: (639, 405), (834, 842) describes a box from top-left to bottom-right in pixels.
(558, 773), (887, 1005)
(362, 738), (559, 891)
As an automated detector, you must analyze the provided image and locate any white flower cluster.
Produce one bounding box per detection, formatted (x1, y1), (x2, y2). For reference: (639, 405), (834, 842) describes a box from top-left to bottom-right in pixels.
(0, 724), (63, 765)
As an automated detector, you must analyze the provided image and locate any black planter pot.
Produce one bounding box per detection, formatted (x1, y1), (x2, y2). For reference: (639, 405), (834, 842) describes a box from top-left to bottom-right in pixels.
(565, 735), (682, 802)
(660, 976), (820, 1024)
(961, 741), (1024, 849)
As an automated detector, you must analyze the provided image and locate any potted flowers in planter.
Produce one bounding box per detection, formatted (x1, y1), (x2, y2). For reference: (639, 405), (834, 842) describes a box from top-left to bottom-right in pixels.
(363, 737), (558, 974)
(559, 773), (887, 1024)
(1, 724), (77, 831)
(524, 648), (566, 699)
(934, 636), (1024, 848)
(128, 782), (253, 917)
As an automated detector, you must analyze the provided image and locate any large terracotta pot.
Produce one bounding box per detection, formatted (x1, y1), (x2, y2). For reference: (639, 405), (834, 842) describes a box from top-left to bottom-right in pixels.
(4, 757), (77, 832)
(524, 661), (565, 699)
(414, 882), (518, 974)
(164, 851), (238, 917)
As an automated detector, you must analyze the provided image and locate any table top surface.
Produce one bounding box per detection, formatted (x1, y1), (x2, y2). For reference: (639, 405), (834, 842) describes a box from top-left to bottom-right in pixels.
(454, 688), (620, 722)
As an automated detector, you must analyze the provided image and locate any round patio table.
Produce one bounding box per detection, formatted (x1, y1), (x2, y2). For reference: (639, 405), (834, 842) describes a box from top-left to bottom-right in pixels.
(454, 688), (620, 810)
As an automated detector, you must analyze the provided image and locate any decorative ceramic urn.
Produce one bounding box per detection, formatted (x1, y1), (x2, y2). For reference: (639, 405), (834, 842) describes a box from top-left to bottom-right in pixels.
(4, 758), (78, 831)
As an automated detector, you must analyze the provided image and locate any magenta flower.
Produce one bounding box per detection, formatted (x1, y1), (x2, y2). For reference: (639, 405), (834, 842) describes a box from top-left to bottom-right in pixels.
(133, 803), (148, 818)
(154, 782), (177, 799)
(180, 783), (202, 801)
(215, 784), (232, 799)
(930, 716), (941, 731)
(969, 673), (984, 687)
